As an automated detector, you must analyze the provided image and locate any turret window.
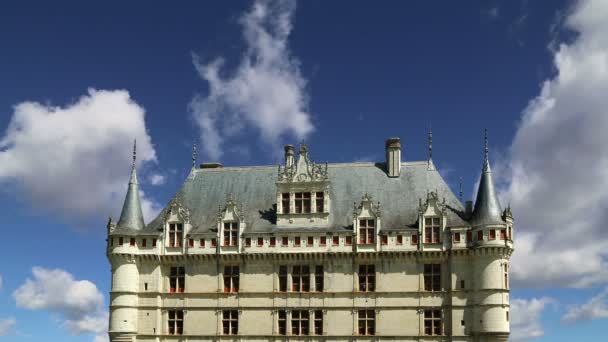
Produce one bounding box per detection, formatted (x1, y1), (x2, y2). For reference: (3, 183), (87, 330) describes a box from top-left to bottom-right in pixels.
(423, 309), (442, 336)
(424, 217), (441, 243)
(359, 219), (375, 244)
(504, 264), (509, 289)
(500, 229), (506, 240)
(315, 192), (324, 212)
(295, 192), (311, 213)
(489, 229), (496, 240)
(223, 222), (239, 246)
(168, 223), (183, 247)
(169, 266), (185, 293)
(168, 310), (183, 335)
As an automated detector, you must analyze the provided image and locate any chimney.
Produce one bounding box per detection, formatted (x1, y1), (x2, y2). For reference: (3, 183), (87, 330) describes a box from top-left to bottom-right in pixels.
(284, 144), (295, 168)
(385, 137), (401, 177)
(200, 162), (223, 169)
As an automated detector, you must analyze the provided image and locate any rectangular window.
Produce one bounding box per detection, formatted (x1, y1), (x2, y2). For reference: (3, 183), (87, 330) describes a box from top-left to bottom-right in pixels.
(466, 231), (472, 243)
(396, 235), (403, 245)
(307, 236), (314, 246)
(223, 222), (239, 246)
(477, 230), (483, 241)
(358, 310), (375, 336)
(282, 193), (290, 214)
(257, 237), (264, 247)
(282, 236), (288, 247)
(489, 229), (496, 240)
(508, 226), (512, 240)
(223, 266), (239, 293)
(314, 310), (323, 335)
(188, 239), (194, 247)
(295, 236), (301, 246)
(222, 310), (238, 335)
(292, 265), (310, 292)
(506, 311), (509, 322)
(332, 236), (339, 246)
(424, 309), (442, 336)
(168, 223), (183, 247)
(315, 265), (324, 292)
(169, 266), (185, 293)
(211, 238), (217, 247)
(119, 237), (123, 245)
(359, 219), (375, 244)
(142, 239), (147, 247)
(453, 232), (461, 242)
(500, 229), (506, 240)
(291, 310), (309, 336)
(424, 217), (441, 243)
(245, 238), (251, 247)
(315, 191), (324, 213)
(168, 310), (183, 335)
(460, 280), (465, 289)
(346, 236), (353, 245)
(278, 310), (287, 335)
(279, 266), (288, 292)
(320, 236), (327, 246)
(295, 192), (311, 213)
(504, 264), (509, 289)
(199, 239), (205, 247)
(270, 237), (276, 246)
(152, 238), (157, 247)
(411, 234), (418, 244)
(358, 264), (375, 292)
(130, 238), (135, 246)
(381, 235), (388, 245)
(424, 264), (441, 291)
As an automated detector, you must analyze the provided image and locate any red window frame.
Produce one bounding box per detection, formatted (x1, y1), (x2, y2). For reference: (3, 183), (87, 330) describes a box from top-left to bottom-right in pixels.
(295, 237), (301, 246)
(257, 237), (264, 246)
(270, 237), (276, 246)
(320, 236), (327, 246)
(453, 232), (460, 243)
(223, 265), (239, 293)
(223, 222), (239, 246)
(200, 239), (205, 247)
(500, 229), (506, 240)
(211, 238), (217, 247)
(332, 236), (339, 246)
(424, 217), (441, 243)
(381, 235), (388, 245)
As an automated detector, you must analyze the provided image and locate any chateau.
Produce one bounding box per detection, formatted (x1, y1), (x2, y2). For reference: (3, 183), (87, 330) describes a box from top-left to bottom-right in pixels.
(106, 133), (513, 342)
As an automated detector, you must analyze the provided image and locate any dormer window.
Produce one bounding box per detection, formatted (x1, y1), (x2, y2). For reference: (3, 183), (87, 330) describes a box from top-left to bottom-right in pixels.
(359, 219), (375, 244)
(281, 193), (290, 213)
(223, 222), (239, 246)
(295, 192), (311, 213)
(168, 223), (183, 247)
(424, 217), (440, 244)
(315, 192), (324, 213)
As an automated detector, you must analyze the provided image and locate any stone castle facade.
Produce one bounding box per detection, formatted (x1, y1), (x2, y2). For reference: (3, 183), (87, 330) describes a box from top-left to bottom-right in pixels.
(107, 134), (513, 341)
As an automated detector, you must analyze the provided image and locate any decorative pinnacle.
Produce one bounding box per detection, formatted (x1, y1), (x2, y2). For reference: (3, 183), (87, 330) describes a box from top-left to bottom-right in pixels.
(459, 176), (463, 203)
(132, 139), (137, 170)
(428, 126), (433, 160)
(484, 128), (489, 166)
(192, 142), (197, 168)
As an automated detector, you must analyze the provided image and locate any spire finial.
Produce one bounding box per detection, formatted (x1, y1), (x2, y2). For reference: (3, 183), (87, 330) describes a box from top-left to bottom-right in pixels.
(192, 142), (197, 169)
(428, 126), (433, 161)
(132, 139), (137, 170)
(484, 128), (488, 165)
(459, 176), (463, 204)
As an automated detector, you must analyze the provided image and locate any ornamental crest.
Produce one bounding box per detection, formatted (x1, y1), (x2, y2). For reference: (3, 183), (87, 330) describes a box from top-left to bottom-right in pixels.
(353, 192), (381, 218)
(277, 144), (328, 183)
(217, 194), (245, 223)
(162, 196), (191, 224)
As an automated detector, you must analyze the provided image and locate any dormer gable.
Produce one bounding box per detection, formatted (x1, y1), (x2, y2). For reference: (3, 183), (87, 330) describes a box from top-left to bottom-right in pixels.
(217, 195), (245, 249)
(162, 197), (191, 249)
(418, 191), (447, 246)
(354, 193), (381, 251)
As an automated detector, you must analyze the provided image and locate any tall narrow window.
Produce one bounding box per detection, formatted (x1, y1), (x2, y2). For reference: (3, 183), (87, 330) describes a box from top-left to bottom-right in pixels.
(504, 263), (509, 289)
(477, 230), (483, 241)
(396, 235), (403, 245)
(358, 265), (375, 292)
(295, 192), (312, 213)
(119, 237), (123, 245)
(424, 264), (441, 291)
(453, 232), (461, 242)
(424, 309), (442, 336)
(332, 236), (339, 246)
(381, 235), (388, 245)
(359, 219), (375, 244)
(169, 267), (185, 293)
(315, 265), (324, 292)
(307, 236), (314, 246)
(223, 222), (239, 246)
(282, 236), (288, 247)
(168, 223), (183, 247)
(282, 193), (290, 214)
(346, 236), (353, 245)
(320, 236), (327, 246)
(314, 310), (323, 335)
(466, 231), (472, 243)
(278, 310), (287, 335)
(199, 239), (205, 247)
(130, 238), (135, 246)
(223, 266), (239, 293)
(424, 217), (441, 243)
(315, 192), (324, 213)
(152, 238), (157, 247)
(270, 237), (276, 246)
(279, 266), (288, 292)
(295, 237), (301, 246)
(245, 238), (251, 247)
(211, 238), (217, 247)
(142, 239), (147, 247)
(291, 310), (309, 336)
(188, 239), (193, 247)
(292, 265), (310, 292)
(358, 310), (375, 336)
(500, 229), (506, 240)
(411, 234), (418, 245)
(168, 310), (183, 335)
(257, 237), (264, 246)
(508, 226), (512, 240)
(222, 310), (238, 335)
(489, 229), (496, 240)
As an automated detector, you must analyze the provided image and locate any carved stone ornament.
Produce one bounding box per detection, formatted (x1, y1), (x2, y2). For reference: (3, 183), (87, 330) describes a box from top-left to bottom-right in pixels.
(354, 192), (381, 218)
(162, 196), (191, 224)
(217, 194), (245, 223)
(277, 143), (328, 183)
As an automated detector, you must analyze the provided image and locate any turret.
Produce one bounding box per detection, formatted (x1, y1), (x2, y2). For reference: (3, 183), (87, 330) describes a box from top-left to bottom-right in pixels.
(470, 129), (503, 227)
(116, 140), (145, 231)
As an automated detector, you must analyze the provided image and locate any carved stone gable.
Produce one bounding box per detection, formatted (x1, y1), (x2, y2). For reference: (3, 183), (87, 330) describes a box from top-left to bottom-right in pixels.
(218, 194), (245, 223)
(162, 196), (191, 224)
(354, 193), (381, 218)
(278, 144), (328, 183)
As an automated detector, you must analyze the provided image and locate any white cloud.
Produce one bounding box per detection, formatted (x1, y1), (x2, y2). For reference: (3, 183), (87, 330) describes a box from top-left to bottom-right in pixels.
(561, 287), (608, 323)
(190, 0), (314, 160)
(13, 267), (108, 339)
(0, 318), (16, 336)
(503, 0), (608, 288)
(0, 88), (161, 224)
(510, 297), (553, 341)
(148, 173), (166, 185)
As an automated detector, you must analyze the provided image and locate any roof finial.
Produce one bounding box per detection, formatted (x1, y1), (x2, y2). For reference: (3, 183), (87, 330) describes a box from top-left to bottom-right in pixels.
(484, 128), (488, 165)
(192, 142), (197, 169)
(428, 126), (433, 161)
(132, 139), (137, 170)
(459, 176), (463, 204)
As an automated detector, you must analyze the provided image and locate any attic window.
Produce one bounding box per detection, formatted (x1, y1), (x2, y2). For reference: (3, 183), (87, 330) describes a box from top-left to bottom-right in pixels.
(223, 222), (238, 247)
(168, 223), (183, 247)
(424, 217), (441, 244)
(282, 193), (290, 214)
(295, 192), (311, 213)
(359, 219), (375, 244)
(130, 238), (135, 246)
(315, 192), (324, 213)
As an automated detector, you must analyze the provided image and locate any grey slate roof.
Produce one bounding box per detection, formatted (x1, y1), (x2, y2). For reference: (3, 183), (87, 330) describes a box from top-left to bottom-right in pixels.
(138, 161), (469, 236)
(470, 158), (505, 227)
(116, 167), (145, 231)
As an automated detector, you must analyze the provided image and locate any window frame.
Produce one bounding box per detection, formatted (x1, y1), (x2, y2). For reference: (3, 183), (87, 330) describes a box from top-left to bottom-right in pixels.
(358, 264), (375, 292)
(315, 265), (324, 292)
(223, 221), (239, 246)
(315, 191), (324, 213)
(222, 310), (238, 335)
(168, 223), (183, 248)
(292, 265), (310, 292)
(423, 264), (441, 292)
(358, 309), (375, 336)
(169, 266), (185, 293)
(281, 193), (290, 214)
(424, 309), (442, 336)
(223, 265), (239, 293)
(359, 219), (375, 244)
(291, 310), (310, 336)
(168, 309), (183, 335)
(424, 217), (441, 243)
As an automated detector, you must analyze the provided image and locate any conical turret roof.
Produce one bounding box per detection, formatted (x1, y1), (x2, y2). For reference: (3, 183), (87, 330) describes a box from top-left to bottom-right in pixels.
(116, 141), (145, 230)
(470, 130), (504, 226)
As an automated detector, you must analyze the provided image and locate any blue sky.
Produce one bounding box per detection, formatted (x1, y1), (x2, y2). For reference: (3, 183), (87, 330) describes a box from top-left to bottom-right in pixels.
(1, 0), (608, 341)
